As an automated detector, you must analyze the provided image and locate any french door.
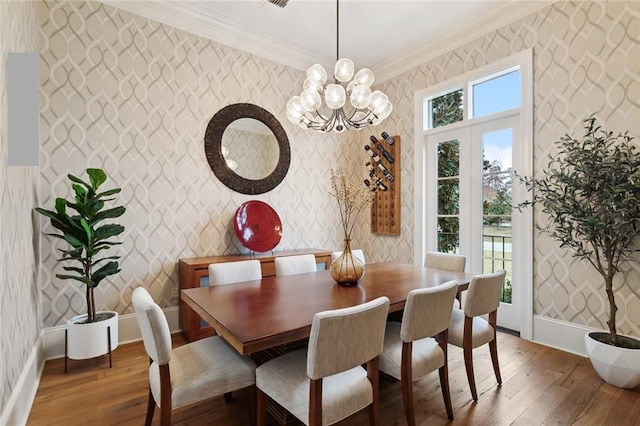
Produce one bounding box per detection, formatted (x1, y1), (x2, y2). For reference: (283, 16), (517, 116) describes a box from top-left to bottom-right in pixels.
(425, 112), (523, 332)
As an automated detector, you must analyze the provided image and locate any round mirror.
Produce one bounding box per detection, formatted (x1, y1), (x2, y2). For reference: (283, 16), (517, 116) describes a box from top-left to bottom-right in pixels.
(221, 118), (280, 180)
(204, 103), (290, 195)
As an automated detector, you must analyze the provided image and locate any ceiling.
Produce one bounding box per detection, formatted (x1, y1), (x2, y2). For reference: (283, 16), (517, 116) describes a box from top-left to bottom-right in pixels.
(100, 0), (551, 82)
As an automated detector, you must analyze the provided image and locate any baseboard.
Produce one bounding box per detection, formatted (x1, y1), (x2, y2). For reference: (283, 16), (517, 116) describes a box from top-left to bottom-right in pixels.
(42, 306), (180, 360)
(532, 314), (597, 357)
(1, 334), (45, 426)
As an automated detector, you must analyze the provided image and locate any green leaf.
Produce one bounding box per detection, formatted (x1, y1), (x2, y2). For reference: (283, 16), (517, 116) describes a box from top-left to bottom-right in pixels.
(94, 224), (125, 242)
(56, 273), (95, 287)
(87, 168), (107, 189)
(96, 188), (121, 198)
(92, 206), (125, 223)
(67, 174), (91, 189)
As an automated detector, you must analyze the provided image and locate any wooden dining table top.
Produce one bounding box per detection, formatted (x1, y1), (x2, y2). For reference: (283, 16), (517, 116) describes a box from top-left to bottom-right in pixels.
(181, 261), (475, 355)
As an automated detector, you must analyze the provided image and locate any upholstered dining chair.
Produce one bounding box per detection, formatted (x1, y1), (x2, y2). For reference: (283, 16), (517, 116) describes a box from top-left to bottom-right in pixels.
(256, 296), (390, 426)
(424, 251), (466, 308)
(131, 287), (256, 426)
(208, 259), (262, 286)
(330, 248), (366, 265)
(274, 254), (317, 276)
(448, 269), (506, 401)
(379, 281), (458, 424)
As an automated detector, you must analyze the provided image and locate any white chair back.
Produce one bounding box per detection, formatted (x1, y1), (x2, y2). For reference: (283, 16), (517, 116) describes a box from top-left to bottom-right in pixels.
(400, 281), (458, 342)
(464, 269), (506, 317)
(307, 296), (390, 380)
(274, 254), (317, 276)
(132, 287), (172, 365)
(208, 259), (262, 286)
(331, 249), (366, 265)
(424, 251), (466, 272)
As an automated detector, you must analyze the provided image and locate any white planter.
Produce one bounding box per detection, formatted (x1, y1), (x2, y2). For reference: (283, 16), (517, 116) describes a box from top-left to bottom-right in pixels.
(584, 331), (640, 389)
(66, 311), (119, 360)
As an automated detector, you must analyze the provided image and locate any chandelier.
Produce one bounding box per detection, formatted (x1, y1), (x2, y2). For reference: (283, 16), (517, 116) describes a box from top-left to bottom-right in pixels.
(285, 0), (392, 133)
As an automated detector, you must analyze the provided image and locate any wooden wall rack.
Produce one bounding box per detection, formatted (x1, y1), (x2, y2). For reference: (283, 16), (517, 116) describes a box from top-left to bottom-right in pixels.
(369, 134), (401, 234)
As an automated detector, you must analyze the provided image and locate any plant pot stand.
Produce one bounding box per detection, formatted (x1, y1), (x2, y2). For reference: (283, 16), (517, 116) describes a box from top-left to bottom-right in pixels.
(64, 311), (119, 373)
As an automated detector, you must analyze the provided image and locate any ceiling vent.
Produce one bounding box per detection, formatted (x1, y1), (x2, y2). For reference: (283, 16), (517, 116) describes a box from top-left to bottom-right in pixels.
(265, 0), (289, 7)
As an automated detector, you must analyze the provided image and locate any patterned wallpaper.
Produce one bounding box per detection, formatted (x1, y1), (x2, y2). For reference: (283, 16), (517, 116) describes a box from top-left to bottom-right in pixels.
(37, 0), (640, 341)
(370, 0), (640, 337)
(0, 0), (41, 415)
(38, 0), (353, 327)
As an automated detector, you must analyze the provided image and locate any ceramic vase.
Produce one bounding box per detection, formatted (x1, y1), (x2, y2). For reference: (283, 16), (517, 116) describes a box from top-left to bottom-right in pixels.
(330, 238), (365, 285)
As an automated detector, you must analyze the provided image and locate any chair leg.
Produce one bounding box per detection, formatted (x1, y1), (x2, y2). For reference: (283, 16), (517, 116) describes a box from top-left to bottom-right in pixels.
(488, 311), (502, 385)
(144, 388), (155, 426)
(463, 316), (478, 401)
(436, 331), (453, 421)
(400, 343), (415, 426)
(367, 357), (380, 426)
(256, 388), (267, 426)
(159, 403), (171, 426)
(246, 385), (256, 426)
(309, 378), (323, 426)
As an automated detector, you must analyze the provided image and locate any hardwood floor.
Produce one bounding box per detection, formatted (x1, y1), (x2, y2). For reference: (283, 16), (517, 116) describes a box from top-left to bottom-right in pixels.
(27, 332), (640, 425)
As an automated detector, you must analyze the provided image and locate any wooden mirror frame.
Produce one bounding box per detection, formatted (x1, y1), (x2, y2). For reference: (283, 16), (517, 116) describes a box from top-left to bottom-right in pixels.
(204, 103), (290, 195)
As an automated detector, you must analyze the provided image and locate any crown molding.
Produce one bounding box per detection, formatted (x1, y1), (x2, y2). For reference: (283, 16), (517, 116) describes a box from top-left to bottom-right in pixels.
(371, 1), (554, 84)
(99, 0), (332, 72)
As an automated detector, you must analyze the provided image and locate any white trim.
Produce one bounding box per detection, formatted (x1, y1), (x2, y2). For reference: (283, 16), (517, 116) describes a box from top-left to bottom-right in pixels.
(532, 315), (599, 357)
(0, 336), (44, 426)
(42, 307), (180, 360)
(373, 2), (551, 82)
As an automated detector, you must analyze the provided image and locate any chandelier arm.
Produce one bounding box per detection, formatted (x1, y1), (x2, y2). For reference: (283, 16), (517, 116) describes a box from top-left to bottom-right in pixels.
(336, 0), (340, 61)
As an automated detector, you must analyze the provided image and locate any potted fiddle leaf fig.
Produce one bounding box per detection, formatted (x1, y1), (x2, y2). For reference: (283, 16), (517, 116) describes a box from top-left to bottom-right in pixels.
(517, 116), (640, 388)
(36, 168), (125, 365)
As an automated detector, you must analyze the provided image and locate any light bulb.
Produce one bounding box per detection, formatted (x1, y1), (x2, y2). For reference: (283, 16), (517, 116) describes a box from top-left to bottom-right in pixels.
(286, 96), (305, 121)
(368, 91), (389, 112)
(300, 88), (322, 111)
(303, 78), (323, 93)
(325, 84), (346, 109)
(286, 110), (302, 124)
(334, 58), (355, 82)
(376, 101), (393, 120)
(353, 68), (374, 87)
(350, 85), (372, 109)
(306, 64), (327, 84)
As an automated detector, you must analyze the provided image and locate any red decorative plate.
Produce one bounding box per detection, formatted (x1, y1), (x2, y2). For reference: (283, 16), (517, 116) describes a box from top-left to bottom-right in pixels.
(233, 200), (282, 252)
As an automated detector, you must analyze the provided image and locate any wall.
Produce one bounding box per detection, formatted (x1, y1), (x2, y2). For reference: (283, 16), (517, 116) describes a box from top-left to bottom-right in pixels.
(38, 0), (356, 328)
(0, 0), (41, 419)
(367, 0), (640, 337)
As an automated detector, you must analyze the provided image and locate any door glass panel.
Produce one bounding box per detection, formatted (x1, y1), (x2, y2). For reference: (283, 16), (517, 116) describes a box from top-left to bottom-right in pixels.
(482, 128), (513, 303)
(472, 70), (520, 118)
(437, 139), (460, 253)
(429, 89), (463, 129)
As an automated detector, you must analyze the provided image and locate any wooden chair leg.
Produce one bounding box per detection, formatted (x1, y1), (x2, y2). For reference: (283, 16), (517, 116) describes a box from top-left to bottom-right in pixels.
(256, 388), (267, 426)
(159, 364), (172, 426)
(400, 343), (415, 426)
(488, 311), (502, 385)
(159, 402), (171, 426)
(437, 331), (453, 421)
(247, 385), (257, 426)
(144, 388), (155, 426)
(367, 357), (380, 426)
(309, 378), (323, 426)
(463, 316), (478, 401)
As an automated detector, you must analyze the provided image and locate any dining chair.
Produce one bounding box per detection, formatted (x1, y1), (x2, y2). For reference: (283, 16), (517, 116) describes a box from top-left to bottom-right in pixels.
(256, 296), (391, 426)
(208, 259), (262, 286)
(424, 251), (466, 308)
(131, 287), (256, 426)
(274, 254), (317, 276)
(448, 269), (506, 401)
(330, 248), (366, 265)
(379, 281), (458, 424)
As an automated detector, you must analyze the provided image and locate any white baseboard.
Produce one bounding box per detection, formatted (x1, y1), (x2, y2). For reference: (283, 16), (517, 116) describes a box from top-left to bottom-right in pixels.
(1, 335), (44, 426)
(42, 306), (180, 360)
(532, 314), (597, 357)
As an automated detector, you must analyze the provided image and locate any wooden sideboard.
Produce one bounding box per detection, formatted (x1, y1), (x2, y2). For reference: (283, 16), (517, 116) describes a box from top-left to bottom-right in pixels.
(178, 248), (333, 341)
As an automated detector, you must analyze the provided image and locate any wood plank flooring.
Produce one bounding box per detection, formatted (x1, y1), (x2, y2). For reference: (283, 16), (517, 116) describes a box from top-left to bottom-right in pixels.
(27, 332), (640, 425)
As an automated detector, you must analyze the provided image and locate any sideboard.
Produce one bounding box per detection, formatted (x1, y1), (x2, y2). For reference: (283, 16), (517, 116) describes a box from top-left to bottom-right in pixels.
(178, 248), (333, 341)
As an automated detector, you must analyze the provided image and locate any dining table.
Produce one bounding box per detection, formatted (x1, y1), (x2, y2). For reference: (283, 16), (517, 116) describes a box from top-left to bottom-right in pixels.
(181, 261), (475, 356)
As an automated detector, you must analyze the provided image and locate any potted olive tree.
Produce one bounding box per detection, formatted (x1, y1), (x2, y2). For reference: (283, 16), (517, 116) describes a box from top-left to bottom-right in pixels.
(518, 116), (640, 388)
(36, 168), (125, 368)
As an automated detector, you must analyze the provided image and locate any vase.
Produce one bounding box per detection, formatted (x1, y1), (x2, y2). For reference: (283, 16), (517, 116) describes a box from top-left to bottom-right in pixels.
(330, 238), (365, 285)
